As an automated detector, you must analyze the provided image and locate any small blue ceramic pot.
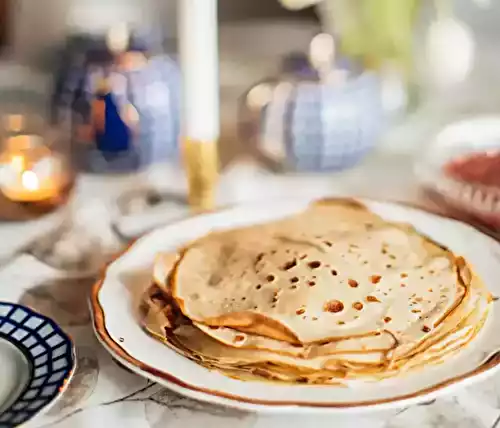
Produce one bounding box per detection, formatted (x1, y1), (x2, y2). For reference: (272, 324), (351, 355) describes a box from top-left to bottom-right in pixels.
(51, 33), (181, 173)
(244, 60), (385, 172)
(284, 73), (384, 172)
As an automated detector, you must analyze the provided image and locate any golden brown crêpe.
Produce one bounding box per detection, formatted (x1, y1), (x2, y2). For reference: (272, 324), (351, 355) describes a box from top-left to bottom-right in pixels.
(141, 280), (489, 383)
(172, 205), (466, 345)
(140, 199), (492, 384)
(194, 323), (397, 358)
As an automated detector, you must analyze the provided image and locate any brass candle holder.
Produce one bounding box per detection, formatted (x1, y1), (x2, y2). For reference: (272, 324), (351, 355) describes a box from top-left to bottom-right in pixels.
(183, 138), (219, 212)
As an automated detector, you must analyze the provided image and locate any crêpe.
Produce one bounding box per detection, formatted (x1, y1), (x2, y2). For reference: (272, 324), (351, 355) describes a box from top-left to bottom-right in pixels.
(170, 202), (467, 348)
(140, 198), (492, 384)
(151, 247), (398, 360)
(141, 283), (489, 383)
(195, 323), (397, 358)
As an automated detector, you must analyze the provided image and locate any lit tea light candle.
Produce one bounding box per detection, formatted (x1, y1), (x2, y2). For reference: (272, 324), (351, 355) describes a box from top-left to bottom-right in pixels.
(21, 170), (39, 191)
(0, 135), (65, 203)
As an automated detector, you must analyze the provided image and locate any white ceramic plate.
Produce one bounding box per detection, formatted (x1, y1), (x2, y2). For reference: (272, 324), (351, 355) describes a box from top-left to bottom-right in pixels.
(0, 302), (76, 427)
(91, 198), (500, 413)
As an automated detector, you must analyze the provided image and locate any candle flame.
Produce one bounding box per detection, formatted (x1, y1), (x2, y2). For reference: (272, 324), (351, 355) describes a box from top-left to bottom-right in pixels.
(21, 170), (39, 191)
(11, 155), (25, 172)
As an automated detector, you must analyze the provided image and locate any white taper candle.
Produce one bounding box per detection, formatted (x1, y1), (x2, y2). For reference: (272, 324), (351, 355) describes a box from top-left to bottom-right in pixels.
(178, 0), (220, 142)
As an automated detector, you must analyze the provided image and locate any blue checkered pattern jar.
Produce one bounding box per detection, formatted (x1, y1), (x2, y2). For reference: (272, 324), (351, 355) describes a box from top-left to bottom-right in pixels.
(286, 73), (384, 171)
(51, 34), (181, 173)
(246, 68), (385, 172)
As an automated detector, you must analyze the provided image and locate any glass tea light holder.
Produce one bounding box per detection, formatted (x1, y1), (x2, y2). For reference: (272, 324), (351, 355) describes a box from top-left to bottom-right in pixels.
(0, 114), (74, 220)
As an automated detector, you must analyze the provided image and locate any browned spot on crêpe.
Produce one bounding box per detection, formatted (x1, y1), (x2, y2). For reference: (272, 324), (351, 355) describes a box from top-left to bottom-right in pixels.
(271, 291), (279, 303)
(348, 279), (359, 288)
(282, 259), (297, 271)
(353, 302), (363, 311)
(324, 300), (344, 313)
(308, 261), (321, 269)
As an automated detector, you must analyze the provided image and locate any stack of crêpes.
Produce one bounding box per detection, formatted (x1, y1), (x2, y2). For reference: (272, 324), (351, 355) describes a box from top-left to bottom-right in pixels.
(141, 200), (492, 384)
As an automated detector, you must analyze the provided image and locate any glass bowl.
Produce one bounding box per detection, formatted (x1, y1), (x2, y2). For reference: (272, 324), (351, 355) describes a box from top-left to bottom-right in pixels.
(415, 115), (500, 230)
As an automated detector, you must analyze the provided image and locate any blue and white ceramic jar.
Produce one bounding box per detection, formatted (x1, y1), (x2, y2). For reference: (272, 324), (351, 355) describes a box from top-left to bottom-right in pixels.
(242, 53), (386, 172)
(51, 32), (181, 173)
(284, 72), (384, 171)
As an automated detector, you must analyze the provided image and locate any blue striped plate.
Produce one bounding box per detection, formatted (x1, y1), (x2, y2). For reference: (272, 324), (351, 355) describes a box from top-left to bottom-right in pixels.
(0, 302), (76, 428)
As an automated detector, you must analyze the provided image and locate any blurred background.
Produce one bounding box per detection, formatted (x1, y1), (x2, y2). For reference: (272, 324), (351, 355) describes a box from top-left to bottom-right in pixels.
(3, 0), (497, 164)
(1, 0), (499, 152)
(1, 0), (500, 271)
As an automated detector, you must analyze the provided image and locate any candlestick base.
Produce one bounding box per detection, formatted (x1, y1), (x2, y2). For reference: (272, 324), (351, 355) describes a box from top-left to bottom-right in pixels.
(183, 139), (219, 212)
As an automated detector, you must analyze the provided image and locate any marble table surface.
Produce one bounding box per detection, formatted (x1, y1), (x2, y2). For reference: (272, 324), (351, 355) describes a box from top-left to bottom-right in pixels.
(1, 151), (500, 428)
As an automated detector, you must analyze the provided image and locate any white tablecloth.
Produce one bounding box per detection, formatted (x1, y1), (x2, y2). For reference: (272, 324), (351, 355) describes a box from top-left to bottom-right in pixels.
(2, 152), (500, 428)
